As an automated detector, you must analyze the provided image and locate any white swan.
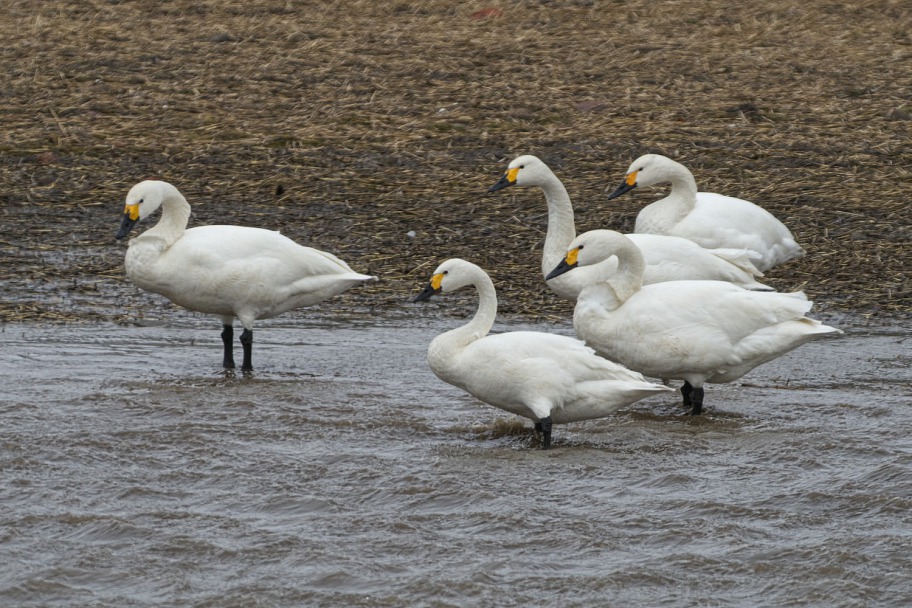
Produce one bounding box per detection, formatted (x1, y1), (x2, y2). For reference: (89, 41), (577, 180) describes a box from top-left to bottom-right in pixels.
(412, 258), (672, 448)
(115, 180), (375, 370)
(546, 230), (841, 415)
(606, 154), (804, 272)
(488, 155), (770, 300)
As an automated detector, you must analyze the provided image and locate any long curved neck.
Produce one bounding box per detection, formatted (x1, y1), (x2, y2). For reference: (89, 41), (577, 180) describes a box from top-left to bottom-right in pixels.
(576, 238), (644, 310)
(142, 182), (191, 246)
(609, 237), (645, 303)
(635, 160), (699, 233)
(657, 160), (699, 214)
(433, 269), (498, 359)
(538, 172), (577, 277)
(460, 270), (498, 345)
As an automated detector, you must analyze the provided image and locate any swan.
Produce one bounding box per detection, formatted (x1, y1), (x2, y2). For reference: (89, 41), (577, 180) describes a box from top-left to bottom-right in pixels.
(115, 180), (375, 370)
(412, 258), (672, 448)
(546, 230), (841, 415)
(606, 154), (804, 272)
(488, 154), (770, 300)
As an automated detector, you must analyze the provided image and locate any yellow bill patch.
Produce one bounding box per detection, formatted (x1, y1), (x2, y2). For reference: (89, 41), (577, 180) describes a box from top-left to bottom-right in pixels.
(124, 203), (140, 220)
(625, 170), (638, 187)
(430, 272), (444, 290)
(566, 247), (579, 266)
(506, 167), (519, 183)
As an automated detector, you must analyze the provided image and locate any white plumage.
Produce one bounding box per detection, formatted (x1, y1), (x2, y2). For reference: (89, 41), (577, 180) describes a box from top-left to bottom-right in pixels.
(546, 230), (841, 414)
(115, 180), (375, 370)
(413, 258), (672, 448)
(606, 154), (804, 272)
(489, 154), (770, 300)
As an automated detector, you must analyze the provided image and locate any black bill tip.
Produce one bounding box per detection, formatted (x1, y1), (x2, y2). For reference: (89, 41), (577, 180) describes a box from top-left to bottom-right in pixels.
(546, 258), (577, 281)
(487, 174), (514, 193)
(115, 214), (139, 240)
(606, 180), (637, 201)
(412, 284), (440, 303)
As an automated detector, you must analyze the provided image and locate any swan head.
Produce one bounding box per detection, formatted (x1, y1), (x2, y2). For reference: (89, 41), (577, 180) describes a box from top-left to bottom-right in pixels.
(606, 153), (680, 200)
(115, 180), (170, 240)
(412, 258), (483, 302)
(488, 155), (553, 192)
(546, 230), (630, 280)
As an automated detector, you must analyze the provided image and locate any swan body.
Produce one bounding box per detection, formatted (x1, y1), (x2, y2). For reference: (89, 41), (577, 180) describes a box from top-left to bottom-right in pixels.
(413, 258), (672, 448)
(489, 155), (770, 300)
(606, 154), (804, 272)
(546, 230), (841, 414)
(115, 180), (375, 370)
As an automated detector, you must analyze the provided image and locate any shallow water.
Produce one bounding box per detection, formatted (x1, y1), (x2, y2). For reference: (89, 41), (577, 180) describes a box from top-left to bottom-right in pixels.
(1, 313), (910, 607)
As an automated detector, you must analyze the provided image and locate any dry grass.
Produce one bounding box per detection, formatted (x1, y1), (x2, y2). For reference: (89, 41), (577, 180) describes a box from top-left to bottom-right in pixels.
(1, 0), (909, 324)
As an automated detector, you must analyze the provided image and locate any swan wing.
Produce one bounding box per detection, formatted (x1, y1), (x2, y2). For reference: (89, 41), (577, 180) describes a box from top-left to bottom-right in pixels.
(449, 331), (669, 422)
(578, 281), (838, 382)
(674, 193), (804, 270)
(627, 233), (770, 288)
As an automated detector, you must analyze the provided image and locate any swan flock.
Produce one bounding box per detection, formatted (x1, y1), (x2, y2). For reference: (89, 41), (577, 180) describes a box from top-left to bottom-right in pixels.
(117, 152), (838, 448)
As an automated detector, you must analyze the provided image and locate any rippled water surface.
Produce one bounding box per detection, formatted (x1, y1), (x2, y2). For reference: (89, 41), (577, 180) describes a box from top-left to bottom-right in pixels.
(2, 314), (910, 607)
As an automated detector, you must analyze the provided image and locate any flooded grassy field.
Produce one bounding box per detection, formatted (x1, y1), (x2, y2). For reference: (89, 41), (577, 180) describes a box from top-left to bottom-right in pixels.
(1, 312), (910, 607)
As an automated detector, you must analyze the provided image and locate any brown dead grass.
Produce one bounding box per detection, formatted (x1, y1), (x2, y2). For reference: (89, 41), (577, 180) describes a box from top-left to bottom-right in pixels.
(1, 0), (910, 324)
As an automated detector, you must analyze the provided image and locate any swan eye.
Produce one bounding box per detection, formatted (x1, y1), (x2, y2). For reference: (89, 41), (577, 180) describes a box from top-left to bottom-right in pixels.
(519, 165), (525, 169)
(443, 270), (449, 275)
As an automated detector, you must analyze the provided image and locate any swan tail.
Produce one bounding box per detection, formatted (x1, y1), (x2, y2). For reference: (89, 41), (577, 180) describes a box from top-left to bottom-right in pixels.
(707, 247), (766, 277)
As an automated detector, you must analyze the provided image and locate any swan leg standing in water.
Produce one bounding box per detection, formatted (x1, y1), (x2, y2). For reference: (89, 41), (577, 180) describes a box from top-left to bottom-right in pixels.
(412, 258), (671, 449)
(533, 418), (553, 447)
(679, 381), (704, 416)
(219, 324), (253, 370)
(115, 180), (375, 371)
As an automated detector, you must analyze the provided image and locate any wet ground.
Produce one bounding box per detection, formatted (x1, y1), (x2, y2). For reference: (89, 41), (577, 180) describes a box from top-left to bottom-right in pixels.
(2, 312), (910, 607)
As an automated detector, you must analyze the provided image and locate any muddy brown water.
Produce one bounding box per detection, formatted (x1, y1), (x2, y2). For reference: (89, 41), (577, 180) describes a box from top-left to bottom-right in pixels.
(1, 311), (910, 607)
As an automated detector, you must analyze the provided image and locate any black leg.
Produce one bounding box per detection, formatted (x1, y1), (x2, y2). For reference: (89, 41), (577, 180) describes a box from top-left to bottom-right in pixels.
(534, 421), (543, 432)
(689, 386), (705, 416)
(221, 324), (235, 369)
(681, 381), (693, 409)
(240, 328), (253, 371)
(538, 416), (553, 450)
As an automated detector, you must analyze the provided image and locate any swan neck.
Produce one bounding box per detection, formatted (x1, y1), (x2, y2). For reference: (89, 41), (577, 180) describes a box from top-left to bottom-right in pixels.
(604, 238), (644, 303)
(145, 183), (191, 245)
(443, 271), (497, 351)
(540, 173), (576, 275)
(466, 271), (497, 340)
(573, 239), (642, 310)
(666, 162), (699, 204)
